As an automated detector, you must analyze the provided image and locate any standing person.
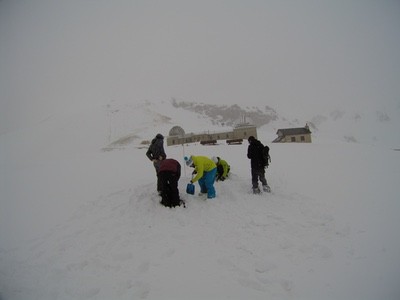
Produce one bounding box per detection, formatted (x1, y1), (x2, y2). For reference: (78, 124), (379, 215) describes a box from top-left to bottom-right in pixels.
(185, 155), (217, 199)
(211, 156), (230, 181)
(247, 136), (271, 194)
(158, 158), (182, 207)
(146, 133), (166, 193)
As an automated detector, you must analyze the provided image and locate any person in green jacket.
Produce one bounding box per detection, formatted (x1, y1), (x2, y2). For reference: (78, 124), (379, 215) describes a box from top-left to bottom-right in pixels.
(211, 156), (230, 181)
(184, 155), (217, 199)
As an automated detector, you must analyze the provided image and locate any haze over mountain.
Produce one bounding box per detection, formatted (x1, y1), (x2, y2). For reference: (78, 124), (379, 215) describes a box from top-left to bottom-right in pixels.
(1, 0), (399, 136)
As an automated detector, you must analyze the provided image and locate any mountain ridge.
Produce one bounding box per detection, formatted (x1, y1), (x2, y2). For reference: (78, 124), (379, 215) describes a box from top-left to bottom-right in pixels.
(104, 99), (400, 150)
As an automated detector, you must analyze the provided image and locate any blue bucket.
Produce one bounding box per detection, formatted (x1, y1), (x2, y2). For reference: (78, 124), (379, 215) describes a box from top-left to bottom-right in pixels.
(186, 183), (195, 195)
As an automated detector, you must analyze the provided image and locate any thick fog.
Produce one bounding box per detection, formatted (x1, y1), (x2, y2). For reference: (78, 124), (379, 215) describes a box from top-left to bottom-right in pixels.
(1, 0), (399, 132)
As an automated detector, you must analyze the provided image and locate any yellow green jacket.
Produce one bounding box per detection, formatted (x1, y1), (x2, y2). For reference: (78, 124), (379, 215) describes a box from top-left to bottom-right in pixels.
(191, 156), (217, 183)
(218, 159), (230, 178)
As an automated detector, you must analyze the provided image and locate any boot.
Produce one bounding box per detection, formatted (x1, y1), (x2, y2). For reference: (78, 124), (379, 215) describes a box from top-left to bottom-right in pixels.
(262, 185), (271, 193)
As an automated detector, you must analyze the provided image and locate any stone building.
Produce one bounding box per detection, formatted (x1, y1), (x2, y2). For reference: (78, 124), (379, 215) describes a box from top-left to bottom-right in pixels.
(166, 124), (257, 146)
(272, 124), (312, 143)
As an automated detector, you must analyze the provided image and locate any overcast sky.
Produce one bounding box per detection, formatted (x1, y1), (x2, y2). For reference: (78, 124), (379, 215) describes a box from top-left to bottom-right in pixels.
(1, 0), (399, 130)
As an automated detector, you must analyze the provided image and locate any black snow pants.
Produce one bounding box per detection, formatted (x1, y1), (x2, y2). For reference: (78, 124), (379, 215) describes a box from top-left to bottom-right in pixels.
(251, 167), (267, 189)
(158, 171), (181, 207)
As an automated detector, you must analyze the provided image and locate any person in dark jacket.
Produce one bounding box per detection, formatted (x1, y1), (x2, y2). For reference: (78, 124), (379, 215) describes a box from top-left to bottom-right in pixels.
(146, 133), (167, 193)
(158, 158), (182, 207)
(247, 136), (271, 194)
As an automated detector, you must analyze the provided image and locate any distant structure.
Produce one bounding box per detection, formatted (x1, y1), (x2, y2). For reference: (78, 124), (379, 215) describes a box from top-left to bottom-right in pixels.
(166, 122), (257, 146)
(169, 126), (185, 137)
(272, 124), (312, 143)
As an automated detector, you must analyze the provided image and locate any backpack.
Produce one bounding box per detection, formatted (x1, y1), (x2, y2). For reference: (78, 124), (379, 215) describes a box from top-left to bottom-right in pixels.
(262, 145), (271, 167)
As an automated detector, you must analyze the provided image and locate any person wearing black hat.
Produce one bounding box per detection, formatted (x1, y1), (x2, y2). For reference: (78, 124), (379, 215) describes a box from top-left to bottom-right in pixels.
(247, 136), (270, 194)
(146, 133), (167, 193)
(211, 156), (230, 181)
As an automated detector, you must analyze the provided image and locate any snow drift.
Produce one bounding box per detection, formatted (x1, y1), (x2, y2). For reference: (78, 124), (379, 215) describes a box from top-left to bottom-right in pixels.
(1, 101), (399, 300)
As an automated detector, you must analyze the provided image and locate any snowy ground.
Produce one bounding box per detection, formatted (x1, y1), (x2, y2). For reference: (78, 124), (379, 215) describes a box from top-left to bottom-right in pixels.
(1, 103), (400, 300)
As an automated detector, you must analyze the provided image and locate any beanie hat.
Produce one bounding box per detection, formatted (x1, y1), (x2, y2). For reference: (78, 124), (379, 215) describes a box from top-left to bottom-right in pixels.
(184, 156), (193, 166)
(248, 136), (255, 142)
(156, 133), (164, 139)
(211, 156), (219, 164)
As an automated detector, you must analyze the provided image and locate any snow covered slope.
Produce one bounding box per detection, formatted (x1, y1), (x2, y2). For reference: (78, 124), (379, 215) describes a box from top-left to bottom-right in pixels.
(1, 100), (399, 300)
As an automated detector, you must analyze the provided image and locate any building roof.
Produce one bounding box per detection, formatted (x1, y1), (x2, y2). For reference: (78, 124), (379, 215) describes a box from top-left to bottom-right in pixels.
(276, 127), (311, 136)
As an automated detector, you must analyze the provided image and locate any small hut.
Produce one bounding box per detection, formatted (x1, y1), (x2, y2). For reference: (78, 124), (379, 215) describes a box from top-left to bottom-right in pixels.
(273, 124), (312, 143)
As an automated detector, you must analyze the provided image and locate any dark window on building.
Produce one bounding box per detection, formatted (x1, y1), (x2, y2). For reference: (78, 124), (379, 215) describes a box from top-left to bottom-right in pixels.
(301, 136), (305, 141)
(291, 137), (296, 142)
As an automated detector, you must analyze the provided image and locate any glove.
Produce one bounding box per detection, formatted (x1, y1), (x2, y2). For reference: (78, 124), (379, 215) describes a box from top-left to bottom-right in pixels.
(190, 180), (193, 184)
(220, 176), (225, 181)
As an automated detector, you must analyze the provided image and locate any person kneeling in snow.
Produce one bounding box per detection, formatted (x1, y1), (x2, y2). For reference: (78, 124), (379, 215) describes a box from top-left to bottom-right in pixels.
(158, 158), (183, 207)
(211, 156), (230, 182)
(185, 155), (217, 199)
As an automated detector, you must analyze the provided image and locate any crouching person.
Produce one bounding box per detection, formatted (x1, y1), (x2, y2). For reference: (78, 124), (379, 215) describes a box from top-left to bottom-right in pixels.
(158, 158), (182, 207)
(211, 156), (230, 181)
(185, 155), (217, 199)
